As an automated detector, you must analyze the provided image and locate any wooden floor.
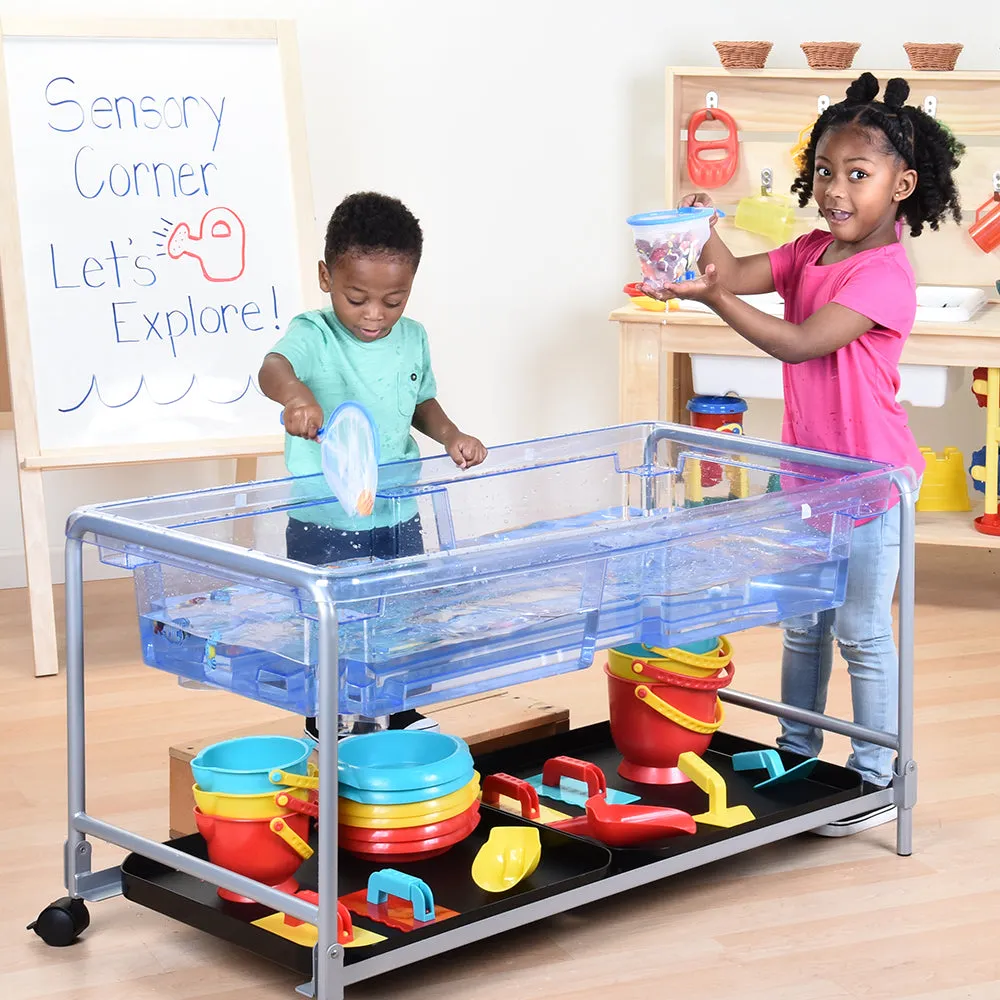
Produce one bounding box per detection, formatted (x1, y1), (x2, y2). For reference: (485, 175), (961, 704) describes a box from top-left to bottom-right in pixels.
(1, 547), (998, 999)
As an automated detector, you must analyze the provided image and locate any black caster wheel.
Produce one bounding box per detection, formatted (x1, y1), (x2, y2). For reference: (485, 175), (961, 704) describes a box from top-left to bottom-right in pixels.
(28, 897), (90, 947)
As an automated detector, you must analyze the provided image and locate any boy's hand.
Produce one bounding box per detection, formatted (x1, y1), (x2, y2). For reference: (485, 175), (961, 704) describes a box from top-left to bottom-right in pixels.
(642, 263), (722, 305)
(679, 192), (719, 227)
(283, 399), (325, 440)
(445, 432), (488, 470)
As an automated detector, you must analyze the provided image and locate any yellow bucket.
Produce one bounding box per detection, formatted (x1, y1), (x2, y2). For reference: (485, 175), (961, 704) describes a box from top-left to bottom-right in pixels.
(337, 774), (481, 829)
(607, 636), (732, 681)
(192, 783), (310, 820)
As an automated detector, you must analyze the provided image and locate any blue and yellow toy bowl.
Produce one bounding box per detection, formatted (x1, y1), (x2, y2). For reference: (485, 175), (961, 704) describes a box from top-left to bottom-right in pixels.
(338, 731), (474, 793)
(191, 735), (315, 795)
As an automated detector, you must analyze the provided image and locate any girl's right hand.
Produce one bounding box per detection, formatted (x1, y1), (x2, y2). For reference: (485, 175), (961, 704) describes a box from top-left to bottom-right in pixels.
(679, 192), (719, 226)
(283, 399), (325, 440)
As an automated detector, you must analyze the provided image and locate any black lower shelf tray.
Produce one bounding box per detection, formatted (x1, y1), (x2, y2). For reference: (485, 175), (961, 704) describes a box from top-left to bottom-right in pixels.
(121, 804), (611, 976)
(121, 726), (873, 978)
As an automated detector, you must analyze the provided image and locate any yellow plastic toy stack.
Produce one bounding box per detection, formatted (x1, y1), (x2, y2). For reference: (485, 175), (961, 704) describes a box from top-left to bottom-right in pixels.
(915, 446), (971, 512)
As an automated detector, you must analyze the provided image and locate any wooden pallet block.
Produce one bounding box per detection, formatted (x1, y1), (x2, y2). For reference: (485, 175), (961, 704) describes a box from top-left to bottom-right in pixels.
(168, 691), (569, 838)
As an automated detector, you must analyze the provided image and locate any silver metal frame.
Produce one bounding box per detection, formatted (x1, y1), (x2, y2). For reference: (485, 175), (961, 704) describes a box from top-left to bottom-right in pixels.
(59, 451), (917, 1000)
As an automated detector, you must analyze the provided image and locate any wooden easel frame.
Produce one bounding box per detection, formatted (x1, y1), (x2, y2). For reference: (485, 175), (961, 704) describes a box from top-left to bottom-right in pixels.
(0, 18), (316, 676)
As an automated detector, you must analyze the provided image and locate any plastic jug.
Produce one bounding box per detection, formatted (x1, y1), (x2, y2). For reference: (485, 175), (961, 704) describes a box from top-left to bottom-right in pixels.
(735, 169), (796, 245)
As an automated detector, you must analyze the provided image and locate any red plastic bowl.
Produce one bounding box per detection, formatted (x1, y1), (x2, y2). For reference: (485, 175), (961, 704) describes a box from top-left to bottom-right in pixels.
(340, 810), (480, 861)
(194, 808), (310, 901)
(339, 800), (480, 844)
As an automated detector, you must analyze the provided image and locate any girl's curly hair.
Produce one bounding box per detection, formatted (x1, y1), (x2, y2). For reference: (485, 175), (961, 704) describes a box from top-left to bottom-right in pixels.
(791, 72), (965, 237)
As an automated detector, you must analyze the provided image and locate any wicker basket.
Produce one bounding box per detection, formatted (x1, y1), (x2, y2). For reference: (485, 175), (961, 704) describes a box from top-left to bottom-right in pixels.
(904, 43), (963, 71)
(800, 42), (860, 70)
(713, 41), (773, 70)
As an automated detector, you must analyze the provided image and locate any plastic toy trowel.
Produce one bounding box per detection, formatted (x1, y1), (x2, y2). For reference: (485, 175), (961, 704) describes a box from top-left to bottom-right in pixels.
(282, 401), (380, 518)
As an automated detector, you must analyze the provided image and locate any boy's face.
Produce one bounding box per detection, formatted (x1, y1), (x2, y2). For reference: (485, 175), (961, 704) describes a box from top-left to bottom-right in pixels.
(319, 252), (416, 343)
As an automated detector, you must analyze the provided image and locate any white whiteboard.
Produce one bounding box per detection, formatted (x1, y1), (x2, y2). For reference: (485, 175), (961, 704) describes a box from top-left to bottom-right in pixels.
(2, 32), (308, 451)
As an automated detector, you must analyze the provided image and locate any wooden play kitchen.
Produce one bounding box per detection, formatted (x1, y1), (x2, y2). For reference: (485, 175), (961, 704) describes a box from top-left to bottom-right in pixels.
(31, 421), (919, 1000)
(614, 66), (1000, 550)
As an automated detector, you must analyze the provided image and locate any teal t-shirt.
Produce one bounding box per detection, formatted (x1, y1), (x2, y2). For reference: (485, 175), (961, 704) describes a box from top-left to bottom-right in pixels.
(270, 308), (437, 529)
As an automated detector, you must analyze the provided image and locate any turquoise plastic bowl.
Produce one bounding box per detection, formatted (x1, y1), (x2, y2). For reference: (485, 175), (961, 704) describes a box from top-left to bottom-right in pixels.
(191, 735), (315, 794)
(337, 769), (474, 806)
(337, 731), (474, 792)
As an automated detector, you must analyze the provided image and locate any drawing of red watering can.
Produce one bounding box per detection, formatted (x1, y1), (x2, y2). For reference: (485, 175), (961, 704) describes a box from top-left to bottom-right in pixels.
(968, 172), (1000, 254)
(166, 207), (246, 282)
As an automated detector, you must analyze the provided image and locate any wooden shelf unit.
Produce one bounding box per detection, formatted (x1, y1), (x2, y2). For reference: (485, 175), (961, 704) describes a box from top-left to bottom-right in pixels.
(612, 66), (999, 552)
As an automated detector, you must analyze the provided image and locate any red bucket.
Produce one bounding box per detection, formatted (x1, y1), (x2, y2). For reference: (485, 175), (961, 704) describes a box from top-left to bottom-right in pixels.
(605, 657), (734, 785)
(194, 808), (310, 903)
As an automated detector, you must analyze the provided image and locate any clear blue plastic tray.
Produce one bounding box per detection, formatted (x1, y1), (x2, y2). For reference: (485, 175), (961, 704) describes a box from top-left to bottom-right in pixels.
(72, 423), (906, 717)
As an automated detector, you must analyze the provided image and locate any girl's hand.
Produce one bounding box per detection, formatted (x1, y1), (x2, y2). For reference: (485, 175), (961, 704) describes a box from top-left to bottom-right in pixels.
(445, 432), (488, 470)
(679, 192), (719, 227)
(283, 399), (325, 440)
(642, 264), (721, 305)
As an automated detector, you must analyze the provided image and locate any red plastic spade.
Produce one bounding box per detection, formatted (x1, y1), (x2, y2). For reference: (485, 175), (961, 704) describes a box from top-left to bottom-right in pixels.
(551, 795), (696, 847)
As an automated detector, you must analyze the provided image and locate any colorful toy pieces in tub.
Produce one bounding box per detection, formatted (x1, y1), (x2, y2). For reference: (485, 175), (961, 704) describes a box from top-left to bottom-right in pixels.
(337, 731), (481, 862)
(626, 208), (722, 293)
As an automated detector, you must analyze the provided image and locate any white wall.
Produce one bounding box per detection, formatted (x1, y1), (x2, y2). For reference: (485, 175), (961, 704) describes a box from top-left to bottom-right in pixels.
(0, 0), (991, 586)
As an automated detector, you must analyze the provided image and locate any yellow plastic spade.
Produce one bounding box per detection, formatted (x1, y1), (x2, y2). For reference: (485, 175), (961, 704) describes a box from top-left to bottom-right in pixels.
(471, 827), (541, 894)
(677, 752), (755, 829)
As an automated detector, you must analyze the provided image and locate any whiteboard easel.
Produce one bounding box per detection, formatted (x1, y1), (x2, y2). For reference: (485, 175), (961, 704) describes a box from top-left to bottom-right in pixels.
(0, 19), (316, 676)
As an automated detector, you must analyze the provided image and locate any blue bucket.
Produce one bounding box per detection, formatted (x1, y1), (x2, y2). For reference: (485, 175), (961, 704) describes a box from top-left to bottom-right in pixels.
(191, 735), (315, 795)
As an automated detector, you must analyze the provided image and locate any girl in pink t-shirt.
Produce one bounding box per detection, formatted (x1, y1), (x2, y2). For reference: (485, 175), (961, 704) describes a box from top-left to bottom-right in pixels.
(642, 73), (964, 799)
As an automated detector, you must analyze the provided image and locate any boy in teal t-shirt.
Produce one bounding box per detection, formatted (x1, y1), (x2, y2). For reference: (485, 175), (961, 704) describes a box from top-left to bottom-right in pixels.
(259, 192), (486, 566)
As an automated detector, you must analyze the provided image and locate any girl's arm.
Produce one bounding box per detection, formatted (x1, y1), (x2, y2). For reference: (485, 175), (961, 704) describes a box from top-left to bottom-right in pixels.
(413, 398), (488, 469)
(680, 193), (775, 295)
(259, 353), (324, 439)
(670, 266), (873, 364)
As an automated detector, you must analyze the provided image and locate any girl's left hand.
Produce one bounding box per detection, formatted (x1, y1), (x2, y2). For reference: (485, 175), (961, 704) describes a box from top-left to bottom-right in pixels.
(642, 264), (721, 305)
(445, 432), (488, 469)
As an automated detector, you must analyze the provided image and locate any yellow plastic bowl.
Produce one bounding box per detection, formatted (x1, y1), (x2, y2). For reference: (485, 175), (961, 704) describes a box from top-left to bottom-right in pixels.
(192, 783), (310, 820)
(338, 774), (480, 829)
(607, 637), (731, 681)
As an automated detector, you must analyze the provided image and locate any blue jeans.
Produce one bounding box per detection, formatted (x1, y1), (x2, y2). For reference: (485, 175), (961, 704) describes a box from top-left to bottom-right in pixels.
(778, 503), (901, 786)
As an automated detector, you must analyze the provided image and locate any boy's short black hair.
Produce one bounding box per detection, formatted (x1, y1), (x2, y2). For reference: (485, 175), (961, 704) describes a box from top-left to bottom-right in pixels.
(324, 192), (423, 268)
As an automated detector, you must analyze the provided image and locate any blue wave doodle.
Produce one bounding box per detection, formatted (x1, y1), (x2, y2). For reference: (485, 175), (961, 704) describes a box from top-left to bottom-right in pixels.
(59, 374), (264, 413)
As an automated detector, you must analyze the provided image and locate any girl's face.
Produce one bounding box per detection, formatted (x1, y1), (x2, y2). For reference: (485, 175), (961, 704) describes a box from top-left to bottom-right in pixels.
(319, 251), (416, 342)
(813, 124), (917, 247)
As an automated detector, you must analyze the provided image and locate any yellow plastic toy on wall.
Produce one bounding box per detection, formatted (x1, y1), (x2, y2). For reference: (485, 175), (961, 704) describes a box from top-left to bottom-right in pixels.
(790, 95), (830, 171)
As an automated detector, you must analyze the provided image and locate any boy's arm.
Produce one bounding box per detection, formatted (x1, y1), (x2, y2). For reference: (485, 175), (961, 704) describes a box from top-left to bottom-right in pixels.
(412, 398), (488, 470)
(259, 353), (324, 439)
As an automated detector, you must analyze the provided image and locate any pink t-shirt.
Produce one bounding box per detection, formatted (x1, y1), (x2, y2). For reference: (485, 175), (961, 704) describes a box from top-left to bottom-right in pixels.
(767, 229), (925, 481)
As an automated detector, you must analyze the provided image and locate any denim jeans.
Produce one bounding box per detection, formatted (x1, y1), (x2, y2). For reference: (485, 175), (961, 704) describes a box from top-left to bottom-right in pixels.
(778, 503), (901, 786)
(285, 514), (424, 566)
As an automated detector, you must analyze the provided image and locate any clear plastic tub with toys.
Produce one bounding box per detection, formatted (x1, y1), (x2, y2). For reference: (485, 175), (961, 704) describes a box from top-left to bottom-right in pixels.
(74, 423), (900, 719)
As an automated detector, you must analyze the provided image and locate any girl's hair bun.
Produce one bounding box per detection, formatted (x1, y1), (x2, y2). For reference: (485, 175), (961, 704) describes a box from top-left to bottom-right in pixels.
(883, 77), (911, 109)
(845, 71), (880, 104)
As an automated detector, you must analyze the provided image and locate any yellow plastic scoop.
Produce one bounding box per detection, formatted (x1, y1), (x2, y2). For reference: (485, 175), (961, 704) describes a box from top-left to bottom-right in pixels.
(735, 168), (796, 246)
(471, 827), (541, 893)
